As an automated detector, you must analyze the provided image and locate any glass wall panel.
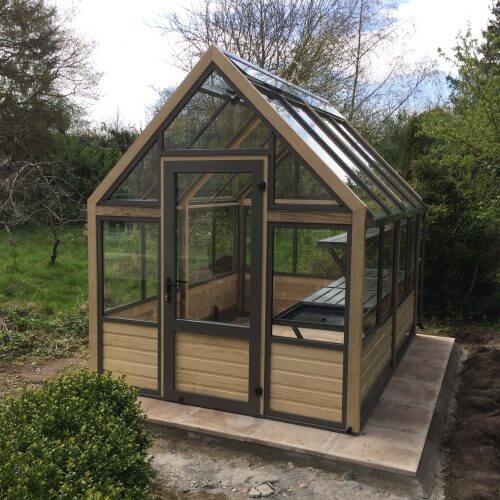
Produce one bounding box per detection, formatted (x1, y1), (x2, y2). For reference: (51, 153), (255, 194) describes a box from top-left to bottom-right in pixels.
(398, 219), (408, 297)
(380, 223), (394, 318)
(102, 220), (159, 322)
(109, 142), (158, 201)
(406, 217), (417, 290)
(163, 69), (269, 150)
(274, 142), (330, 201)
(363, 227), (380, 334)
(271, 226), (347, 343)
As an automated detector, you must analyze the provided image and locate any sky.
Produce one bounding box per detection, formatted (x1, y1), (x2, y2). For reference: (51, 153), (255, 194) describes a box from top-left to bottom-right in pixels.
(53, 0), (493, 128)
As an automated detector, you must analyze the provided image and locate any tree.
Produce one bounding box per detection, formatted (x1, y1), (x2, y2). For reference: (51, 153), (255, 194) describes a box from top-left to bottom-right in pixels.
(0, 0), (99, 162)
(0, 0), (101, 260)
(375, 4), (499, 319)
(158, 0), (435, 124)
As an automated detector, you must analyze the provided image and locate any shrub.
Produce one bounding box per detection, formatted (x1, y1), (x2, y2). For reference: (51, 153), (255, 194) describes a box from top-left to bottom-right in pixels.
(0, 371), (154, 499)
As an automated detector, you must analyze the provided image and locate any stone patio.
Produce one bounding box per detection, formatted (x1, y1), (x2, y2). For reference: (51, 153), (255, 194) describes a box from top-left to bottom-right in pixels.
(140, 334), (455, 477)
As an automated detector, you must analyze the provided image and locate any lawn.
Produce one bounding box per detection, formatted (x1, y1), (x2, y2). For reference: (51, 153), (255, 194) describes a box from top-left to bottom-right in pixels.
(0, 227), (89, 362)
(0, 227), (88, 315)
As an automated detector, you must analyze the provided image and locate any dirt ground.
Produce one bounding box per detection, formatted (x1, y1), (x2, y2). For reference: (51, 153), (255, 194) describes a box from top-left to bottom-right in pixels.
(443, 327), (500, 500)
(149, 425), (424, 499)
(0, 326), (498, 499)
(0, 352), (87, 398)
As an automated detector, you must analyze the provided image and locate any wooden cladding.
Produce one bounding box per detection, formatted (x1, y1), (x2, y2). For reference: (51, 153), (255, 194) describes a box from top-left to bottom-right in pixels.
(396, 292), (415, 351)
(102, 321), (159, 391)
(268, 341), (343, 423)
(175, 332), (249, 401)
(361, 316), (392, 401)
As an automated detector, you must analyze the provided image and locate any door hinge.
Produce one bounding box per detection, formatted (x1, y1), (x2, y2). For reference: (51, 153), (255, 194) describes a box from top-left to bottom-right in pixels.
(258, 181), (266, 191)
(254, 386), (263, 396)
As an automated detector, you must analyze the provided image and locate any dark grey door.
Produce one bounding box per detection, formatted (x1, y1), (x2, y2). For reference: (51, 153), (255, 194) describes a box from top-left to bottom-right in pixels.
(163, 158), (264, 415)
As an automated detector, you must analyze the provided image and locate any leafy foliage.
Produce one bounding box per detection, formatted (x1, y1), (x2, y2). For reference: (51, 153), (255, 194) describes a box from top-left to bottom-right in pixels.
(0, 371), (154, 499)
(0, 0), (99, 162)
(374, 5), (499, 319)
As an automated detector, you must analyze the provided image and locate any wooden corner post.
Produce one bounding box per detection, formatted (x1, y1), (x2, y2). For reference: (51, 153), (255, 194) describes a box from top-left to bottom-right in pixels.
(346, 209), (366, 433)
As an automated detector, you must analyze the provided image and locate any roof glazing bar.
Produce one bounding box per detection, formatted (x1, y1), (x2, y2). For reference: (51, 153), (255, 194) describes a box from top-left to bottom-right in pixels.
(223, 50), (332, 108)
(300, 101), (406, 211)
(326, 118), (419, 209)
(277, 94), (391, 215)
(339, 121), (424, 207)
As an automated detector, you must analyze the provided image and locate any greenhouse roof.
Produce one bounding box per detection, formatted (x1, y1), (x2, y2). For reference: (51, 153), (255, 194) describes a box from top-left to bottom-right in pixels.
(221, 50), (425, 219)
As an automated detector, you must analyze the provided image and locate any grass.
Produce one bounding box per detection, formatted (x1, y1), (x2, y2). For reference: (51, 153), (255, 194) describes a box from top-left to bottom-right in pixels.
(0, 227), (88, 361)
(0, 227), (88, 315)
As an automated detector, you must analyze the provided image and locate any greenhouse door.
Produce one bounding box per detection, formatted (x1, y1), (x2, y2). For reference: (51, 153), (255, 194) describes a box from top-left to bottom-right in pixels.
(163, 158), (264, 416)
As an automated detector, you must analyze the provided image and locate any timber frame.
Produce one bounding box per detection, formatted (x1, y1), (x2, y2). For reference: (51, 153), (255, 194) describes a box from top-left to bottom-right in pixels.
(87, 46), (425, 434)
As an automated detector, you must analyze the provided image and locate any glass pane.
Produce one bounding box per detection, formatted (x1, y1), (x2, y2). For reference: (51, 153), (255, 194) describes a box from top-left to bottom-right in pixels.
(274, 145), (330, 200)
(163, 69), (270, 150)
(381, 223), (394, 317)
(244, 208), (252, 271)
(272, 226), (348, 336)
(275, 153), (297, 198)
(297, 162), (330, 198)
(176, 171), (252, 324)
(363, 227), (380, 334)
(188, 209), (213, 283)
(398, 219), (408, 296)
(214, 208), (236, 275)
(292, 104), (398, 214)
(273, 227), (294, 274)
(110, 142), (158, 201)
(265, 95), (386, 217)
(322, 119), (411, 210)
(225, 51), (343, 118)
(103, 220), (158, 322)
(407, 217), (417, 289)
(335, 121), (423, 209)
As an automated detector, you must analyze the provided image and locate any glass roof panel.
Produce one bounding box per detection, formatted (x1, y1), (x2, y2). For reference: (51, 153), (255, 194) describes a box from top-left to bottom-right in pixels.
(320, 118), (411, 209)
(290, 104), (400, 213)
(264, 95), (386, 217)
(224, 50), (344, 119)
(334, 121), (424, 209)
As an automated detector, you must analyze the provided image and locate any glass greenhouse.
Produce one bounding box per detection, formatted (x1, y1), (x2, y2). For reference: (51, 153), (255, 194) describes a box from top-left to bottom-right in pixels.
(87, 46), (425, 433)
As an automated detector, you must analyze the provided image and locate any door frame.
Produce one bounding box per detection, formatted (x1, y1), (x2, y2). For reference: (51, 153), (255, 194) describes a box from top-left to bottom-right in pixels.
(161, 155), (266, 416)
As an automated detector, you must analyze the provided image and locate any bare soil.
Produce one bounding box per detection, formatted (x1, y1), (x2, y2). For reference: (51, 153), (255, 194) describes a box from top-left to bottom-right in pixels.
(443, 327), (500, 500)
(0, 352), (87, 398)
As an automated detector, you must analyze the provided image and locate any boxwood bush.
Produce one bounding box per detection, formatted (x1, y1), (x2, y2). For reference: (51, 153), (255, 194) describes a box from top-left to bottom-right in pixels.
(0, 371), (154, 499)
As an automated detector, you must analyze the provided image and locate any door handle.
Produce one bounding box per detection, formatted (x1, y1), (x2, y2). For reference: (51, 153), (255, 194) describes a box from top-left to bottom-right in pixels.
(165, 279), (188, 303)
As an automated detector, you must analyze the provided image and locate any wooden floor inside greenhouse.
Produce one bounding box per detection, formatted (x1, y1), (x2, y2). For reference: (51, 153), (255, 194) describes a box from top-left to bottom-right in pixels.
(140, 333), (455, 477)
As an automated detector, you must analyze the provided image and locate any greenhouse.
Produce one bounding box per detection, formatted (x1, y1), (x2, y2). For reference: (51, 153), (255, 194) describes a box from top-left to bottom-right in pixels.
(87, 46), (425, 433)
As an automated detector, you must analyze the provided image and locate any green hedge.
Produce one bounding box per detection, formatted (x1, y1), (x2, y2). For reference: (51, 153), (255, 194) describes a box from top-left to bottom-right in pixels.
(0, 371), (154, 499)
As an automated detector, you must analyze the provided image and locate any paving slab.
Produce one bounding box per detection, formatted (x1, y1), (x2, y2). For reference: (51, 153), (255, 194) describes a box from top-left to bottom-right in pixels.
(140, 333), (454, 477)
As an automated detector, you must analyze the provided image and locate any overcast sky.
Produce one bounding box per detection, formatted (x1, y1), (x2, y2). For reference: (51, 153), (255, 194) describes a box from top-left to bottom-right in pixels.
(53, 0), (493, 128)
